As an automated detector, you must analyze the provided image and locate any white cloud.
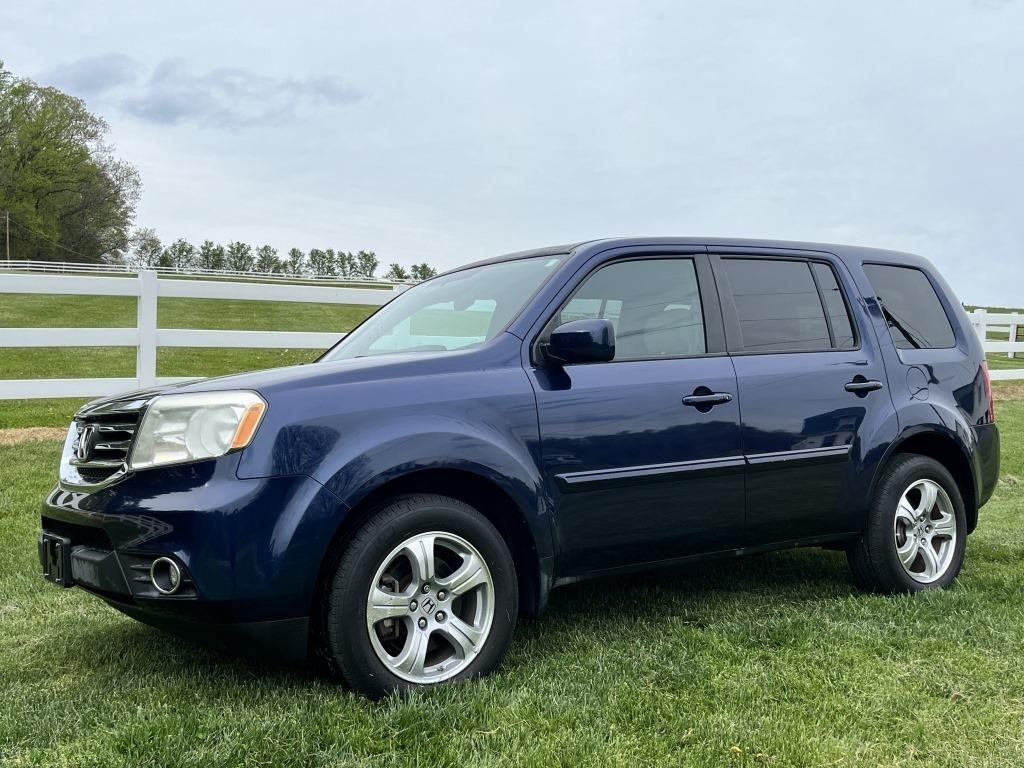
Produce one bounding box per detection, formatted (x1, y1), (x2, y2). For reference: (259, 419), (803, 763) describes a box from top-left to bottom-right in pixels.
(43, 54), (364, 128)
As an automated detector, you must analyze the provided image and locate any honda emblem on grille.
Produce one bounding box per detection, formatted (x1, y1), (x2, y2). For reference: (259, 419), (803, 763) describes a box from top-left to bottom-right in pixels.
(76, 425), (97, 462)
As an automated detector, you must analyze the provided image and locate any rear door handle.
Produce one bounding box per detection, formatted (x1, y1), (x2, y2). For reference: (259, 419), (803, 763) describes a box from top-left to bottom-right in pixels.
(682, 392), (733, 407)
(845, 379), (883, 393)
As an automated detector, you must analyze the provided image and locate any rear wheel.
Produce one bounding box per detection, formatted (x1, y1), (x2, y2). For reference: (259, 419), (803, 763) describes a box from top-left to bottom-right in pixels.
(322, 494), (517, 698)
(848, 454), (966, 593)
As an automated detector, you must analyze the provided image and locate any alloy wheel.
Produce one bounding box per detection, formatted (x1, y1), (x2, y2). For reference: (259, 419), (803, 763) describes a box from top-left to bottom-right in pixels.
(365, 531), (495, 684)
(892, 478), (958, 584)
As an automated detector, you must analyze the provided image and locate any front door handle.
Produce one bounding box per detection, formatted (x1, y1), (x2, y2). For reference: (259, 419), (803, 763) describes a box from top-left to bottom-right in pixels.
(845, 378), (884, 394)
(682, 390), (733, 408)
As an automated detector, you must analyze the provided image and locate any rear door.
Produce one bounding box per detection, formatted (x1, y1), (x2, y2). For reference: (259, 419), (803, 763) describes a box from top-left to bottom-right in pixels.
(526, 250), (745, 575)
(711, 250), (897, 544)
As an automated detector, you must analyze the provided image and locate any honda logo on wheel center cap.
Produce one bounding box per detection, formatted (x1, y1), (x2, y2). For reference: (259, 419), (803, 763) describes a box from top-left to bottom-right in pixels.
(420, 596), (436, 615)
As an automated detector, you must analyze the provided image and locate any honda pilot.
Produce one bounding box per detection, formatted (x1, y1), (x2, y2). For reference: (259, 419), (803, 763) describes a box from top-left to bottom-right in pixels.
(40, 238), (1000, 698)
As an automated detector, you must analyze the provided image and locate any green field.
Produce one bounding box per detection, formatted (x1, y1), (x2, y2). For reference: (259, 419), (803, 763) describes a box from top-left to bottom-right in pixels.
(1, 405), (1022, 766)
(0, 292), (376, 333)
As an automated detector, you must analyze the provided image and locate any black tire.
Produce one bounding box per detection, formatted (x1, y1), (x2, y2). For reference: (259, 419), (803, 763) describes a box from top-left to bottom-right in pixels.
(322, 493), (518, 698)
(847, 454), (967, 594)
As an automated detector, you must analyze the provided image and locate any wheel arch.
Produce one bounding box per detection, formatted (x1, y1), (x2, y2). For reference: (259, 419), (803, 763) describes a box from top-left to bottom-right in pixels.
(872, 427), (978, 533)
(309, 466), (551, 644)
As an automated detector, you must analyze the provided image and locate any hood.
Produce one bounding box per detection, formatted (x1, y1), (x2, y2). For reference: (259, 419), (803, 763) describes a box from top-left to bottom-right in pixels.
(160, 334), (522, 399)
(75, 382), (198, 417)
(77, 333), (522, 414)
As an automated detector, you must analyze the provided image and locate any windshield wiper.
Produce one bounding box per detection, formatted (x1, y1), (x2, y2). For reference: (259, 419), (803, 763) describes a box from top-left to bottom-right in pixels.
(878, 300), (922, 349)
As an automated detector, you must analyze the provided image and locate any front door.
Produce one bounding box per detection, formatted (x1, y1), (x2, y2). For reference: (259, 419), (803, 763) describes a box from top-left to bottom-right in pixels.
(527, 254), (745, 576)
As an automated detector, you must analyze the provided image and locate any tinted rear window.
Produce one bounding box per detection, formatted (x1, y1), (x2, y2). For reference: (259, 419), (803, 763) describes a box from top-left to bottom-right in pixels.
(863, 264), (956, 349)
(722, 258), (830, 351)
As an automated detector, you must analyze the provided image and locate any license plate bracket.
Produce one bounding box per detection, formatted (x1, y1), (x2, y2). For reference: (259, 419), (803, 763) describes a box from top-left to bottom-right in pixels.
(40, 533), (75, 587)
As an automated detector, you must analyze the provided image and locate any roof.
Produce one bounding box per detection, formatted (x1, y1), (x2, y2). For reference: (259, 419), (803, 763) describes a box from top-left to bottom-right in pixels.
(444, 236), (925, 276)
(452, 241), (592, 272)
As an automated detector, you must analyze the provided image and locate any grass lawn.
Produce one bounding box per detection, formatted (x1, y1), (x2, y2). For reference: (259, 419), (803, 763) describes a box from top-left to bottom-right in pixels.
(0, 292), (375, 332)
(1, 403), (1023, 766)
(0, 398), (85, 430)
(987, 354), (1024, 372)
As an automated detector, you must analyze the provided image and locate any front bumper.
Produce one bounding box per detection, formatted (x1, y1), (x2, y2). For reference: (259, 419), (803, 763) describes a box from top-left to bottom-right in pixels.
(40, 453), (344, 661)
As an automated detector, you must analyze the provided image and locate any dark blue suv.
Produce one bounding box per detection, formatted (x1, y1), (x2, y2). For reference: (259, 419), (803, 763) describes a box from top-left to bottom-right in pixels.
(40, 238), (1000, 697)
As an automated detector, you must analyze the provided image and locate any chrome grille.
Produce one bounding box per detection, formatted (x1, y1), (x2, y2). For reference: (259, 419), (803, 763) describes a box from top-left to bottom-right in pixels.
(71, 416), (139, 482)
(62, 402), (146, 487)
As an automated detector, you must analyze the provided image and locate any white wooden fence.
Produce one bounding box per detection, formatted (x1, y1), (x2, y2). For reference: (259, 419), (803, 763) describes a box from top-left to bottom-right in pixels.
(968, 308), (1024, 380)
(0, 271), (403, 399)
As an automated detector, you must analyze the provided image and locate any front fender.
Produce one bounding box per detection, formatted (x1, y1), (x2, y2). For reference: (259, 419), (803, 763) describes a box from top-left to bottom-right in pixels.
(234, 363), (551, 604)
(314, 420), (554, 564)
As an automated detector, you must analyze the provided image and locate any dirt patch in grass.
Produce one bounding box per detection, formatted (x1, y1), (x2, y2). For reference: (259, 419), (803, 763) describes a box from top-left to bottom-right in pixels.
(994, 384), (1024, 401)
(0, 427), (66, 445)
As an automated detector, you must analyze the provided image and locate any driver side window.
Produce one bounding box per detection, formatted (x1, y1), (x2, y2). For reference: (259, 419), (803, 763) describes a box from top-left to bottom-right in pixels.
(555, 258), (707, 360)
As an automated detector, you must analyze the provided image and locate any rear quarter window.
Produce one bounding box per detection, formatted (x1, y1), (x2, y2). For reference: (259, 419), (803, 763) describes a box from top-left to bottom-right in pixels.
(862, 264), (956, 349)
(811, 262), (857, 349)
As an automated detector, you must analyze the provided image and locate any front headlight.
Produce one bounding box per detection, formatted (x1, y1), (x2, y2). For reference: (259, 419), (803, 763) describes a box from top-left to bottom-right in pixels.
(129, 391), (267, 470)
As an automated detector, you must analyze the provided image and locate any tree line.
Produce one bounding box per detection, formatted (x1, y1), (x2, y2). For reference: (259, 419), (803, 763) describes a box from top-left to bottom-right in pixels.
(1, 61), (436, 281)
(128, 228), (437, 281)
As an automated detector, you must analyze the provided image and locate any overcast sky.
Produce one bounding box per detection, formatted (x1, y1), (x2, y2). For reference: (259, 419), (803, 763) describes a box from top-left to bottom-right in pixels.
(2, 1), (1022, 304)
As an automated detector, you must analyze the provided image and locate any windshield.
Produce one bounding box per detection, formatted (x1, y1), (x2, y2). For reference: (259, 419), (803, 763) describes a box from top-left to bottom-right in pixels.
(321, 255), (564, 360)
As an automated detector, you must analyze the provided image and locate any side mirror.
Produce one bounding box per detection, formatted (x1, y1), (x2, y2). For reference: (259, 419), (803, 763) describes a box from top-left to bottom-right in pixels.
(546, 319), (615, 365)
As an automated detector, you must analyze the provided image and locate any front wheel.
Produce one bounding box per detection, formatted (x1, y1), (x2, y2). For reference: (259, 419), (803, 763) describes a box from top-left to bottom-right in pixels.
(847, 454), (967, 593)
(322, 494), (518, 698)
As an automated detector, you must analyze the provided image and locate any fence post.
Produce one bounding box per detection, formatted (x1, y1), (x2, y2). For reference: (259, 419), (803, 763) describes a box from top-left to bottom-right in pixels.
(1010, 319), (1018, 359)
(973, 308), (987, 346)
(137, 270), (158, 387)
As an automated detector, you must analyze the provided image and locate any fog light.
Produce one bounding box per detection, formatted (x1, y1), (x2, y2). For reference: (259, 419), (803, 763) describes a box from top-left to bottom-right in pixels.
(150, 557), (182, 595)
